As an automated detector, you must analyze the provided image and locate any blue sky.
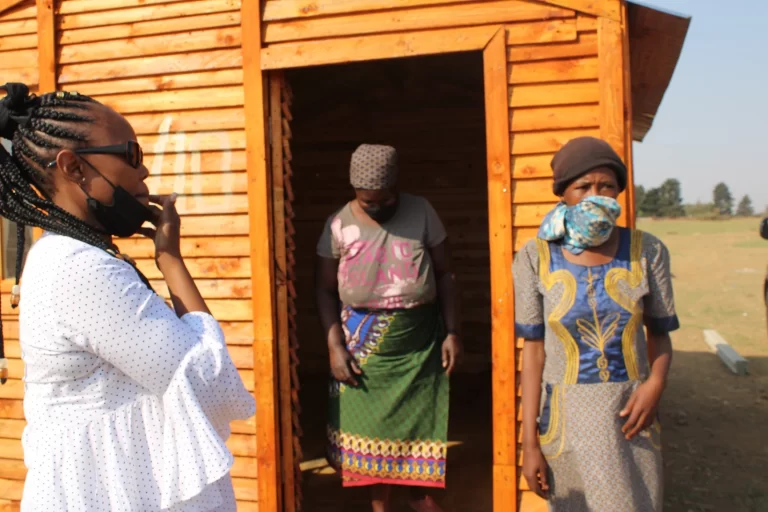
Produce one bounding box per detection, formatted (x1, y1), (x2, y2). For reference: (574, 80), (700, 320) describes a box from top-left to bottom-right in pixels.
(633, 0), (768, 213)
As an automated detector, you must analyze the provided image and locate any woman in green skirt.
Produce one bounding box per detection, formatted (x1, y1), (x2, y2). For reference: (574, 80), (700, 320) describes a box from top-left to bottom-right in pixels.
(315, 144), (462, 512)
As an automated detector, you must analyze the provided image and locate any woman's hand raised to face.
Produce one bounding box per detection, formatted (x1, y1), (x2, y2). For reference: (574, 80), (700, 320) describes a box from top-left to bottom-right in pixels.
(139, 194), (182, 262)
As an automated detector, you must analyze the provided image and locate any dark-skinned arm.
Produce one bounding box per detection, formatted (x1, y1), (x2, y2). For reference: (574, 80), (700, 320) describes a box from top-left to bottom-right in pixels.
(429, 240), (462, 374)
(314, 256), (361, 385)
(521, 339), (549, 497)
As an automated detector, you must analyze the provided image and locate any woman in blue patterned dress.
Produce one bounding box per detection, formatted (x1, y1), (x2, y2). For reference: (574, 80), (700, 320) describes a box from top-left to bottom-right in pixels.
(513, 137), (679, 511)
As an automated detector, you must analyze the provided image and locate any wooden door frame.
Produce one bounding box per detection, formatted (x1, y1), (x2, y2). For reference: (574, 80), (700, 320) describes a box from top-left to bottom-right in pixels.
(249, 25), (517, 512)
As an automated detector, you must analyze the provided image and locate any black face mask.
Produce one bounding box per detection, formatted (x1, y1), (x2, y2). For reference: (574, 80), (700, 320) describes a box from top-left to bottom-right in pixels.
(80, 160), (153, 238)
(363, 196), (400, 224)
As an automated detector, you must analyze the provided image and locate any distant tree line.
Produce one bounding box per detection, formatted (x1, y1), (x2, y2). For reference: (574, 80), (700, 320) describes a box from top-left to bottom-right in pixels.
(635, 181), (760, 219)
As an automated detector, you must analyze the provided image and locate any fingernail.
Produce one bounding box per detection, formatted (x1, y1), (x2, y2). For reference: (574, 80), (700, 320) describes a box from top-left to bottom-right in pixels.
(170, 193), (178, 202)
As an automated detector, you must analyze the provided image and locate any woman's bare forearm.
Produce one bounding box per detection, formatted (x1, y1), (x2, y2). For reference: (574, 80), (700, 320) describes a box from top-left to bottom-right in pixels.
(647, 331), (672, 389)
(436, 272), (460, 335)
(522, 340), (546, 449)
(157, 254), (209, 317)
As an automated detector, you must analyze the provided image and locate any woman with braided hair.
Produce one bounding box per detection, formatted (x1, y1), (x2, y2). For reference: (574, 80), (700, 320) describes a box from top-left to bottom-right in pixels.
(0, 83), (255, 511)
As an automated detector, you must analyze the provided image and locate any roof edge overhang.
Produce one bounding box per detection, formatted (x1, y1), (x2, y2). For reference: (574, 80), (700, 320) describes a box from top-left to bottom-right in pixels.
(627, 1), (692, 141)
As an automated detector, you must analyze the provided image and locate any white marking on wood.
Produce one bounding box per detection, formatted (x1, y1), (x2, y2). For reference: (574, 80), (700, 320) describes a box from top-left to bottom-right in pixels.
(703, 329), (748, 376)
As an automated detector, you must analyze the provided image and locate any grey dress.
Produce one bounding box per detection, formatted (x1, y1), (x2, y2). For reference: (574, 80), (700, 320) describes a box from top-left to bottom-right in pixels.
(513, 228), (679, 512)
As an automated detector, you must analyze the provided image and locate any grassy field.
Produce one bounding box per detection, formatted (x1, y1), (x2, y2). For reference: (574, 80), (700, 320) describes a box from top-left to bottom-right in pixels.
(638, 217), (768, 511)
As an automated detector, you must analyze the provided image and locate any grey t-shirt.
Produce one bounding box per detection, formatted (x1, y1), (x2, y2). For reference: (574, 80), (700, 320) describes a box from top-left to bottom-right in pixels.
(316, 193), (447, 310)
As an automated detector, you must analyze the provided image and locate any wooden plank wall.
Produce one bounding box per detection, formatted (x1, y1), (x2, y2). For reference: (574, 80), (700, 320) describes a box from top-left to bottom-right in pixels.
(260, 1), (630, 511)
(508, 8), (632, 511)
(0, 1), (259, 510)
(0, 2), (37, 508)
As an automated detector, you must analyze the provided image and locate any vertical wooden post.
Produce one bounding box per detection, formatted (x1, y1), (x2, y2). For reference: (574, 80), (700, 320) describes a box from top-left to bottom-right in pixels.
(621, 0), (636, 229)
(242, 1), (283, 511)
(34, 0), (55, 243)
(484, 28), (517, 512)
(598, 3), (630, 227)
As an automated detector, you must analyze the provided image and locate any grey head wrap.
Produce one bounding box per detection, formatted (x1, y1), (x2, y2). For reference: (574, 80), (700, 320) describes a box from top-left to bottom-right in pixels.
(349, 144), (398, 190)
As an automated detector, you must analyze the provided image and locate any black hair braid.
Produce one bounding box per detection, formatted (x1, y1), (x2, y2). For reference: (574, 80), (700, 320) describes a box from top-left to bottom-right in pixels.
(0, 83), (153, 384)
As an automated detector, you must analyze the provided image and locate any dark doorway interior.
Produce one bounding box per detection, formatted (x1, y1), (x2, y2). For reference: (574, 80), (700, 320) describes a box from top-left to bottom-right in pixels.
(287, 52), (493, 512)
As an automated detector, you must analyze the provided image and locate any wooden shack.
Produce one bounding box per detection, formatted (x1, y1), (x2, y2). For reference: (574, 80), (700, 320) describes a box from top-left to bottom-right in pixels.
(0, 1), (690, 511)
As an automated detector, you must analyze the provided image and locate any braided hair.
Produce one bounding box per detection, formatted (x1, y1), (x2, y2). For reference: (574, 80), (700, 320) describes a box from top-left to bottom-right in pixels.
(0, 82), (151, 384)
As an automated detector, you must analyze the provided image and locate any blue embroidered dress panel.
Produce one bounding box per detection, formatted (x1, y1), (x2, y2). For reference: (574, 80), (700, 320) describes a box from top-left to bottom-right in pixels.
(550, 228), (633, 384)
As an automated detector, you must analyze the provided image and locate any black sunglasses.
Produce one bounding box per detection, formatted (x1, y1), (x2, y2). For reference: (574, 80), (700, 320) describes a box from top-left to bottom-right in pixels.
(47, 140), (144, 169)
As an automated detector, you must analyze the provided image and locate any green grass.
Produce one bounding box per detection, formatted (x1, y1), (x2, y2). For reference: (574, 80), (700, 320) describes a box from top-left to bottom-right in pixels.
(637, 218), (768, 511)
(638, 218), (768, 355)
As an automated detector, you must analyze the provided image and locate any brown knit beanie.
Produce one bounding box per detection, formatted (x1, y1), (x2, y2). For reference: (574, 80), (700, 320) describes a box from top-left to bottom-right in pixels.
(551, 136), (627, 195)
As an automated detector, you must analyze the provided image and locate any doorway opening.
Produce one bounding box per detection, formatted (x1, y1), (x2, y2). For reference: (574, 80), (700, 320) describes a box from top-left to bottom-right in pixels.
(286, 52), (492, 512)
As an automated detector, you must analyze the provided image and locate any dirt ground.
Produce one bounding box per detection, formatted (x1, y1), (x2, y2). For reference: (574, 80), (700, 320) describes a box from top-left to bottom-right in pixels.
(641, 218), (768, 512)
(298, 218), (768, 511)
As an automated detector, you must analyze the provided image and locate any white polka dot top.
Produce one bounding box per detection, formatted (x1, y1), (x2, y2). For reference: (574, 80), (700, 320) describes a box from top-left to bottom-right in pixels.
(17, 233), (256, 511)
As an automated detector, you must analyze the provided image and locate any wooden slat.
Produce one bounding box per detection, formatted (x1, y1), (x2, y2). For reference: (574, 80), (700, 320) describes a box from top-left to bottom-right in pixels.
(0, 49), (36, 69)
(576, 13), (598, 32)
(133, 255), (251, 280)
(144, 150), (246, 176)
(508, 56), (598, 84)
(505, 18), (576, 45)
(143, 172), (247, 196)
(511, 179), (558, 205)
(598, 16), (627, 225)
(0, 381), (22, 401)
(0, 440), (22, 460)
(242, 0), (281, 507)
(116, 236), (250, 259)
(0, 18), (36, 37)
(149, 279), (252, 301)
(510, 127), (599, 155)
(231, 456), (258, 478)
(59, 26), (241, 65)
(0, 459), (25, 481)
(232, 477), (258, 502)
(507, 31), (597, 62)
(58, 0), (240, 31)
(227, 434), (257, 458)
(261, 24), (498, 70)
(59, 10), (240, 45)
(484, 29), (517, 512)
(540, 0), (620, 22)
(0, 68), (36, 85)
(0, 419), (23, 439)
(0, 401), (22, 420)
(95, 86), (244, 115)
(512, 203), (559, 227)
(58, 48), (242, 84)
(57, 0), (190, 15)
(508, 80), (599, 107)
(67, 69), (244, 97)
(0, 33), (37, 51)
(511, 154), (554, 179)
(0, 0), (30, 18)
(141, 130), (245, 154)
(509, 103), (598, 132)
(263, 0), (573, 43)
(263, 0), (476, 21)
(0, 479), (21, 502)
(126, 108), (244, 136)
